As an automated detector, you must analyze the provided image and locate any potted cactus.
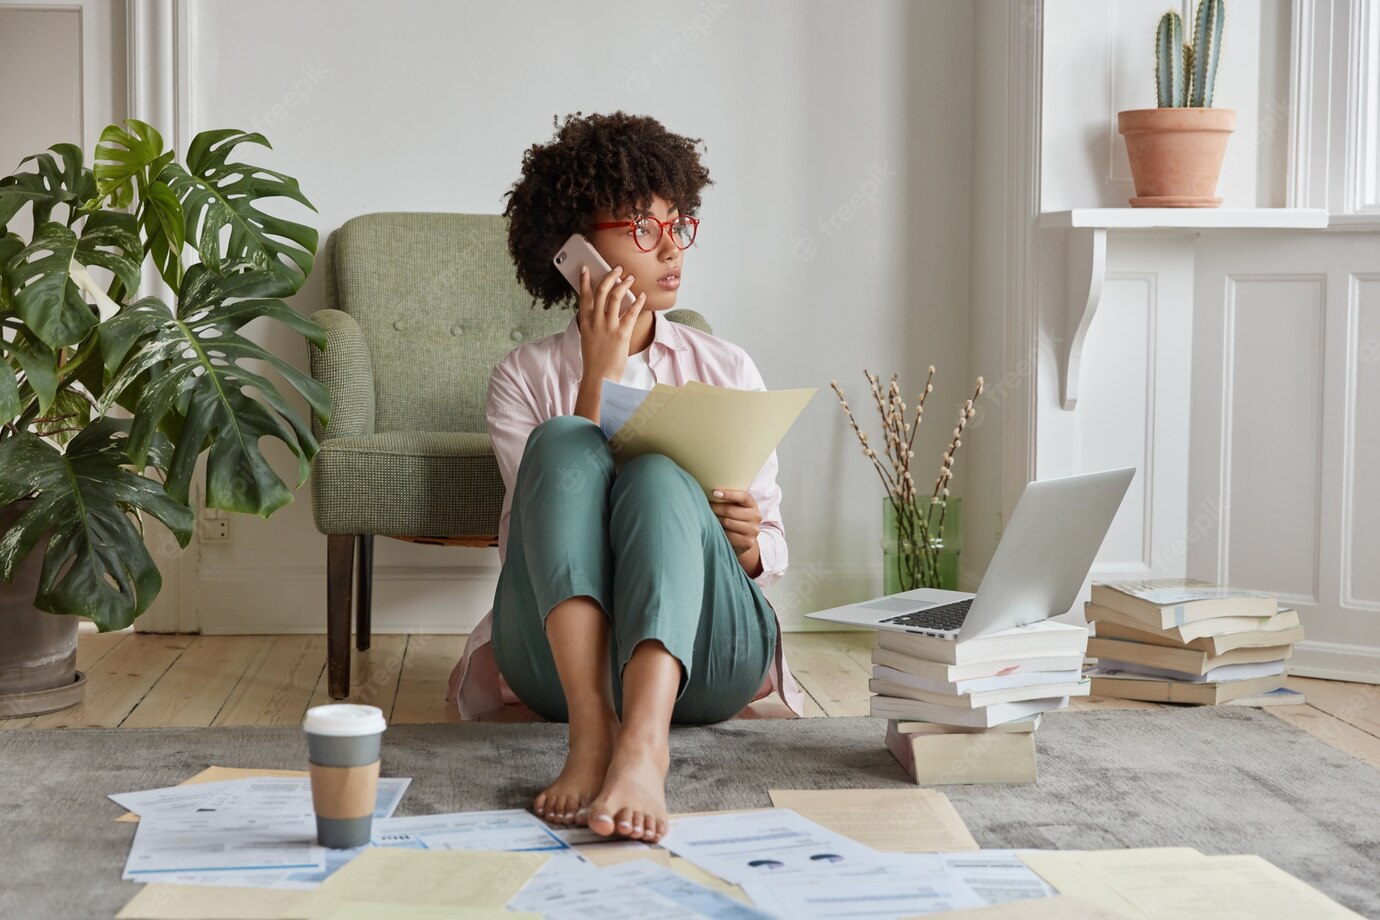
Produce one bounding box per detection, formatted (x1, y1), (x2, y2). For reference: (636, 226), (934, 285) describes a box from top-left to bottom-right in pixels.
(1117, 0), (1233, 206)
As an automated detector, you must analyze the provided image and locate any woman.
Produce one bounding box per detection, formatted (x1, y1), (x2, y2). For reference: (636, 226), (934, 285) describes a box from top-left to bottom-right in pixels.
(447, 111), (804, 844)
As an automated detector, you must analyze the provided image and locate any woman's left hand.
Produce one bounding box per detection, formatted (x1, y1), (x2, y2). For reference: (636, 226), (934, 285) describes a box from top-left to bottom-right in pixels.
(710, 488), (762, 576)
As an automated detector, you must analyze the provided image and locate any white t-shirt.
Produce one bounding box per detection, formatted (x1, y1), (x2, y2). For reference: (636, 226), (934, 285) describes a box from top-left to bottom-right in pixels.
(619, 348), (657, 389)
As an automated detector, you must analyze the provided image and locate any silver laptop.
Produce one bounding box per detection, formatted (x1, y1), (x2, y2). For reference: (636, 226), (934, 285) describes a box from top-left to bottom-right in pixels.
(805, 468), (1135, 641)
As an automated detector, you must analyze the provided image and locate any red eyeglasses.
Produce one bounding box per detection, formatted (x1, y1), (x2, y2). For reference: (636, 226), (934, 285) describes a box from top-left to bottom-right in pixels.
(593, 215), (699, 252)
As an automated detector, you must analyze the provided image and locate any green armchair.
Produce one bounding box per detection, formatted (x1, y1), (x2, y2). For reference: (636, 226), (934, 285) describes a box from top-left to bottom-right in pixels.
(308, 212), (713, 699)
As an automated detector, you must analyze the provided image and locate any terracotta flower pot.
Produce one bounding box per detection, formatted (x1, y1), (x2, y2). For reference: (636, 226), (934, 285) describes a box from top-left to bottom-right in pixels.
(1117, 107), (1236, 207)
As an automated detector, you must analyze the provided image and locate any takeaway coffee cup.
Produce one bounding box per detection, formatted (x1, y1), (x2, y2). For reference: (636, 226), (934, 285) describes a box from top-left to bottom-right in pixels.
(303, 703), (386, 848)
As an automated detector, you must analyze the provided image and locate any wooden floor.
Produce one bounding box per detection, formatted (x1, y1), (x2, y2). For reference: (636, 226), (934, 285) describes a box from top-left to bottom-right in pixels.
(3, 630), (1379, 771)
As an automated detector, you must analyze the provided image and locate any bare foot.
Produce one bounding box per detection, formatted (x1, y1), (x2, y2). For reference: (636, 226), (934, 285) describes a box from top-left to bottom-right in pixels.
(534, 714), (617, 826)
(586, 732), (670, 842)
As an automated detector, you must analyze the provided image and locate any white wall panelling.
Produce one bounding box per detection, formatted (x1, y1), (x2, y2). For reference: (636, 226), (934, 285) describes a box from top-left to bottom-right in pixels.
(1033, 230), (1196, 627)
(1189, 234), (1380, 681)
(1290, 0), (1380, 217)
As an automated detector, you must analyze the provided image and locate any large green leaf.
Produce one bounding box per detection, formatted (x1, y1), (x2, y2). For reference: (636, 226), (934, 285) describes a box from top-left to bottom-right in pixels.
(97, 263), (328, 516)
(0, 417), (193, 631)
(5, 212), (143, 348)
(159, 130), (317, 296)
(2, 315), (59, 415)
(0, 143), (97, 228)
(93, 119), (184, 289)
(92, 118), (165, 206)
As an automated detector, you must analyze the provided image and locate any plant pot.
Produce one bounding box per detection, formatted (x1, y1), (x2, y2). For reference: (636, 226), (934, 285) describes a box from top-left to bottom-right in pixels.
(0, 497), (86, 717)
(881, 496), (961, 593)
(1117, 107), (1235, 207)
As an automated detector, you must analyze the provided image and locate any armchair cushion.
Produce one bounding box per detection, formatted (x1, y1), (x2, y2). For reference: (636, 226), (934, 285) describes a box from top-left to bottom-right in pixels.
(310, 431), (500, 537)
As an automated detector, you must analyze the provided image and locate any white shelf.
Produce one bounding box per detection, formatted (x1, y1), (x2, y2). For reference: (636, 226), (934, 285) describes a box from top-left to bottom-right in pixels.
(1039, 208), (1330, 230)
(1040, 208), (1330, 409)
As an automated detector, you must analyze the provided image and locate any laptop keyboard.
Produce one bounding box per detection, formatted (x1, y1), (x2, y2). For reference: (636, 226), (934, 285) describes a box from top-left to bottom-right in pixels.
(881, 597), (974, 632)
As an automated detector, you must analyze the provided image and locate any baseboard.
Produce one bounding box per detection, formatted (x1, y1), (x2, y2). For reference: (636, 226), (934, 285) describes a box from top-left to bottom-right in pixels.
(186, 560), (887, 636)
(1287, 640), (1380, 685)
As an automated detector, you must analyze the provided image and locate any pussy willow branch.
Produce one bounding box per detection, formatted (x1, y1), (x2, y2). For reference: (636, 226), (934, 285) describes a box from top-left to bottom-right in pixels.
(834, 370), (985, 589)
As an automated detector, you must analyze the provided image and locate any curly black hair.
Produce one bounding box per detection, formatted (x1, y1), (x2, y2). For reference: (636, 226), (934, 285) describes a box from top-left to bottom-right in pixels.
(502, 111), (713, 310)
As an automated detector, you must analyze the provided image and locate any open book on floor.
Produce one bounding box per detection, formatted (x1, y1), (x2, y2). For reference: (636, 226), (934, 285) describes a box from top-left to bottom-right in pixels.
(870, 694), (1071, 727)
(1084, 668), (1287, 705)
(1089, 579), (1277, 629)
(599, 379), (815, 498)
(1086, 635), (1294, 677)
(1085, 602), (1301, 645)
(1090, 615), (1306, 655)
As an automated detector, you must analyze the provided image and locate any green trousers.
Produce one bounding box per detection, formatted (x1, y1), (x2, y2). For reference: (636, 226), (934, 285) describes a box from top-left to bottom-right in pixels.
(490, 414), (778, 724)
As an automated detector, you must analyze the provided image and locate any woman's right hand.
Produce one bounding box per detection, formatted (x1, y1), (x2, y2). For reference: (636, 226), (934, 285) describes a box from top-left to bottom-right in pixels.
(577, 264), (645, 384)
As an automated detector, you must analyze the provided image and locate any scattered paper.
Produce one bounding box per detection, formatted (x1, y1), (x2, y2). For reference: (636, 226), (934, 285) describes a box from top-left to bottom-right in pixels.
(1018, 848), (1365, 920)
(574, 840), (669, 867)
(601, 859), (776, 919)
(658, 808), (891, 886)
(115, 767), (310, 823)
(508, 854), (768, 918)
(370, 809), (566, 851)
(123, 812), (324, 880)
(116, 884), (305, 920)
(743, 870), (987, 918)
(280, 849), (549, 919)
(918, 894), (1139, 919)
(900, 850), (1058, 904)
(767, 788), (979, 852)
(319, 906), (534, 920)
(113, 776), (410, 824)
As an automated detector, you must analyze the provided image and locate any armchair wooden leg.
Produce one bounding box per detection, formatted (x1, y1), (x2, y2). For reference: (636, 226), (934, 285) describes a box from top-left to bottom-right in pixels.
(356, 534), (373, 651)
(327, 534), (355, 699)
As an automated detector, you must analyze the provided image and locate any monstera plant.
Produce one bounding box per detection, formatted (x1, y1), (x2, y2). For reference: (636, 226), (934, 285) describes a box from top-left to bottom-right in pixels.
(0, 119), (329, 642)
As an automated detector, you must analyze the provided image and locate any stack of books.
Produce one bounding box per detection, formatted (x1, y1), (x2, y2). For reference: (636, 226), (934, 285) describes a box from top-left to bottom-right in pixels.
(1083, 579), (1306, 705)
(869, 619), (1092, 784)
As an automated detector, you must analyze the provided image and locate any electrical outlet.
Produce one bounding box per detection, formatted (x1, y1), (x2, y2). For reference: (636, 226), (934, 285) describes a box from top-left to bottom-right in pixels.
(202, 518), (230, 541)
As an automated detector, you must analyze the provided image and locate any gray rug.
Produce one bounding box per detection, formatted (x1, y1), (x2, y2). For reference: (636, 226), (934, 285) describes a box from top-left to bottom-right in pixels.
(2, 708), (1377, 919)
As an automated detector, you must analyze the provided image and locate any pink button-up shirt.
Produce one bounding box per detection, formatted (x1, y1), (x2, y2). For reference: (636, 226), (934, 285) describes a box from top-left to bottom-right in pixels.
(446, 308), (805, 719)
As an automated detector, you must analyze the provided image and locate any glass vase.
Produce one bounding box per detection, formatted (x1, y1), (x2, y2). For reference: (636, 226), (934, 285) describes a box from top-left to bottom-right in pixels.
(881, 496), (962, 593)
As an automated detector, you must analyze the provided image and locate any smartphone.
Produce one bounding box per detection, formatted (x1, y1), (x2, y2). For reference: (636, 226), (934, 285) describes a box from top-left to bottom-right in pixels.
(553, 232), (638, 316)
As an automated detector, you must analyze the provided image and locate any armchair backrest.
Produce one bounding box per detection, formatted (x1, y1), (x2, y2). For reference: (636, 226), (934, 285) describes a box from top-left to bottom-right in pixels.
(323, 212), (570, 433)
(323, 212), (714, 434)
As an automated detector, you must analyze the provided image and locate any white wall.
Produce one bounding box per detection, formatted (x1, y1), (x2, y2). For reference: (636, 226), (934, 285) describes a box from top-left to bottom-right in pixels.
(1042, 0), (1293, 210)
(127, 0), (977, 634)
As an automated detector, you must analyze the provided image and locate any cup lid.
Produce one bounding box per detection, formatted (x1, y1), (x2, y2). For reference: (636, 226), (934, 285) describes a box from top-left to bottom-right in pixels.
(303, 703), (386, 736)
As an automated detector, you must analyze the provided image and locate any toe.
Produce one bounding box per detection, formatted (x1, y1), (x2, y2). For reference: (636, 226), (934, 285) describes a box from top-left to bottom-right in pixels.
(613, 807), (636, 838)
(533, 792), (547, 817)
(588, 807), (615, 836)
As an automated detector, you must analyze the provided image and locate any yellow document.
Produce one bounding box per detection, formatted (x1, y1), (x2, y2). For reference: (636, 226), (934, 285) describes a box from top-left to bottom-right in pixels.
(668, 856), (753, 904)
(608, 380), (815, 495)
(318, 905), (535, 920)
(1018, 848), (1365, 919)
(279, 849), (548, 919)
(116, 884), (305, 919)
(767, 788), (980, 852)
(116, 766), (310, 823)
(573, 840), (671, 867)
